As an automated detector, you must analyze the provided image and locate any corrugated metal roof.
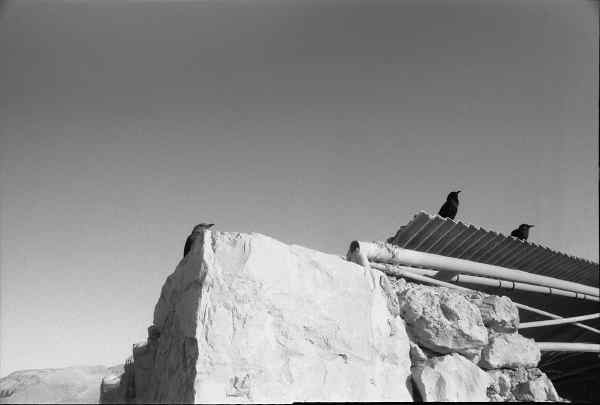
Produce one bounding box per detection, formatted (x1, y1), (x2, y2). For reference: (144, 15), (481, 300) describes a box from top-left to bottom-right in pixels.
(386, 211), (599, 287)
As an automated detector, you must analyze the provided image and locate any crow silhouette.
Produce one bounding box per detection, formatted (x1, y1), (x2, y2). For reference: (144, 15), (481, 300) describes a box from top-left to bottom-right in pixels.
(510, 224), (534, 241)
(438, 191), (461, 220)
(183, 223), (214, 257)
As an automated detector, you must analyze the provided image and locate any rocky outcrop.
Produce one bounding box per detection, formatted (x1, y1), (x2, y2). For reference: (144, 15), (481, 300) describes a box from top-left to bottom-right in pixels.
(412, 353), (493, 402)
(102, 231), (413, 403)
(98, 231), (566, 403)
(0, 365), (123, 404)
(396, 283), (488, 360)
(479, 333), (541, 370)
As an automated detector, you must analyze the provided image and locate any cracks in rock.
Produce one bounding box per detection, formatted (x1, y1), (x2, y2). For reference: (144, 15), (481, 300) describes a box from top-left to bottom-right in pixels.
(226, 374), (252, 401)
(337, 353), (349, 363)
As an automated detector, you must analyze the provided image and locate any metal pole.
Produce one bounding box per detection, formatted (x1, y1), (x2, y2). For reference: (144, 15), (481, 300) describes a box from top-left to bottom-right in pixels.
(538, 342), (600, 353)
(520, 313), (600, 329)
(353, 241), (599, 297)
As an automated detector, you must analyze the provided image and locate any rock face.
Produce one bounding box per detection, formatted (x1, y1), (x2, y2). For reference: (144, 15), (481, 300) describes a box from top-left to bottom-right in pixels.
(412, 353), (493, 402)
(107, 231), (413, 403)
(396, 284), (488, 359)
(479, 333), (541, 370)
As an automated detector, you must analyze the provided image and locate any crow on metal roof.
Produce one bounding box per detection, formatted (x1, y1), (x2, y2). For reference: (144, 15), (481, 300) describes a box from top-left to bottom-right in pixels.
(183, 223), (214, 257)
(510, 224), (534, 241)
(438, 191), (461, 220)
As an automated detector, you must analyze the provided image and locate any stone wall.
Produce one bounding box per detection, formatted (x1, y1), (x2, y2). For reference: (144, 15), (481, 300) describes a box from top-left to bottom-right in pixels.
(393, 278), (564, 402)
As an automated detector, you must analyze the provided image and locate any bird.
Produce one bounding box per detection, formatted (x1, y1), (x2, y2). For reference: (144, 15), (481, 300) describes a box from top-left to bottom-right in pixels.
(183, 223), (214, 257)
(438, 190), (461, 220)
(510, 224), (534, 241)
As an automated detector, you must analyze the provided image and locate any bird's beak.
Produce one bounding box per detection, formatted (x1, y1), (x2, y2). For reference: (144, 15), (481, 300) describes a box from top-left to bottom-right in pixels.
(457, 190), (462, 194)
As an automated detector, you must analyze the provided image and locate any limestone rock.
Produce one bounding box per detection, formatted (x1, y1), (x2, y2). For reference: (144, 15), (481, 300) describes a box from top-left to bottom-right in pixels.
(465, 292), (519, 333)
(479, 333), (540, 370)
(397, 284), (488, 359)
(412, 353), (493, 402)
(486, 367), (562, 402)
(146, 231), (412, 403)
(486, 369), (515, 401)
(513, 371), (561, 402)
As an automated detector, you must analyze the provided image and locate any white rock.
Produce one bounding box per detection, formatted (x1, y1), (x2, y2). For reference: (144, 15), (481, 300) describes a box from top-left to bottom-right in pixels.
(466, 293), (519, 333)
(397, 284), (488, 359)
(486, 369), (514, 401)
(147, 231), (412, 403)
(479, 333), (540, 370)
(513, 372), (561, 402)
(486, 367), (562, 402)
(412, 353), (493, 402)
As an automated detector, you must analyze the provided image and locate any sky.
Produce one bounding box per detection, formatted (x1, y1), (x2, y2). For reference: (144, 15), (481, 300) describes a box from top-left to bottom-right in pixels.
(0, 0), (598, 376)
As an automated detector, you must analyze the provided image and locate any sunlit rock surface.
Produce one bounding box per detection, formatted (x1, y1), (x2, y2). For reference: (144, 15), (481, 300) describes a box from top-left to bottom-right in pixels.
(465, 293), (519, 333)
(479, 333), (541, 370)
(396, 283), (488, 359)
(412, 353), (493, 402)
(146, 231), (412, 403)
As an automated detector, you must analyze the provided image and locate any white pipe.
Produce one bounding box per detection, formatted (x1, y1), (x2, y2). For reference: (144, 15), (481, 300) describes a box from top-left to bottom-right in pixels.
(513, 303), (600, 335)
(537, 342), (600, 353)
(369, 262), (599, 302)
(519, 314), (600, 329)
(353, 241), (599, 297)
(367, 262), (600, 335)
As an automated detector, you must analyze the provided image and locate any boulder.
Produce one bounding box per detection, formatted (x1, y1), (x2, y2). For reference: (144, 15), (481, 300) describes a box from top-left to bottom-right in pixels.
(513, 371), (561, 402)
(397, 284), (488, 359)
(486, 367), (562, 402)
(145, 231), (413, 403)
(486, 369), (513, 401)
(479, 333), (540, 370)
(465, 292), (519, 333)
(412, 353), (493, 402)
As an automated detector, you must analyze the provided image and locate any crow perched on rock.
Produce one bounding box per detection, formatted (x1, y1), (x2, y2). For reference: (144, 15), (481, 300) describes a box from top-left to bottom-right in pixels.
(183, 223), (214, 257)
(438, 191), (461, 220)
(510, 224), (534, 241)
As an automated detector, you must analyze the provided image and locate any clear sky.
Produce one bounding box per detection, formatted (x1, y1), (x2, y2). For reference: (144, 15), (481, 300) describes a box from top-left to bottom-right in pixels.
(0, 0), (597, 376)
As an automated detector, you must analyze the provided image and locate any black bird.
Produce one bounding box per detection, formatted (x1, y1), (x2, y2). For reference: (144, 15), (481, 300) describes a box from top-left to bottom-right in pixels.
(510, 224), (534, 241)
(438, 191), (461, 220)
(183, 223), (214, 257)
